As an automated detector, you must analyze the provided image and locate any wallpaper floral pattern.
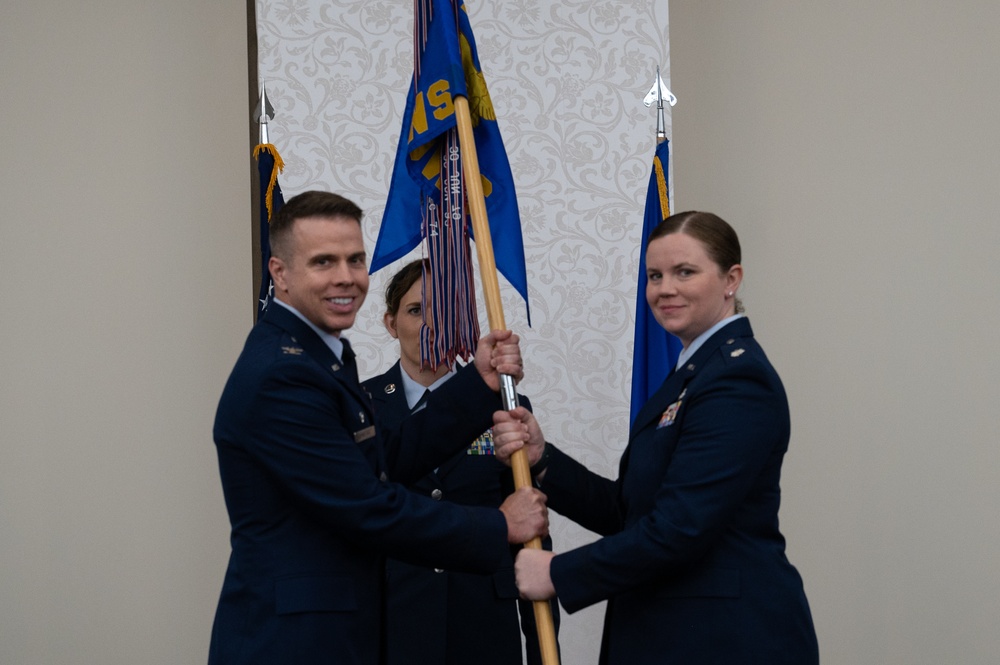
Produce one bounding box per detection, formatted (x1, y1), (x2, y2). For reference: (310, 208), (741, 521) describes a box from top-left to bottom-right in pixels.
(256, 0), (670, 658)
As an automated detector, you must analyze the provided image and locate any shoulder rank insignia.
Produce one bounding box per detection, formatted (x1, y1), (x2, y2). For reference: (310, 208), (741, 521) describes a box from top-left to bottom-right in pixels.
(467, 428), (496, 455)
(730, 348), (745, 358)
(657, 389), (686, 429)
(281, 346), (303, 356)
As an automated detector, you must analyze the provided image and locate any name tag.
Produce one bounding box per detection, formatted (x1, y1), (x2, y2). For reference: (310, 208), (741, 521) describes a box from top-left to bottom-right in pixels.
(353, 426), (376, 443)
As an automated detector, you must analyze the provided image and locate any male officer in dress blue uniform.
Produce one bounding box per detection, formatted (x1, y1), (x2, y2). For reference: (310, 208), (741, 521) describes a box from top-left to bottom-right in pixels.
(209, 191), (548, 665)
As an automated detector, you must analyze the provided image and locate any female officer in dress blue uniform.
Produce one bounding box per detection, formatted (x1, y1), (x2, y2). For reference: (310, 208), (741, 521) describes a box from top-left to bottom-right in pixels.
(363, 260), (555, 665)
(494, 212), (818, 664)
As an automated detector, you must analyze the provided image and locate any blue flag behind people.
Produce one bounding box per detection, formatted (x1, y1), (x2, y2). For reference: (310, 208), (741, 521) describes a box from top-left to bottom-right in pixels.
(254, 144), (285, 319)
(372, 0), (529, 335)
(630, 140), (682, 425)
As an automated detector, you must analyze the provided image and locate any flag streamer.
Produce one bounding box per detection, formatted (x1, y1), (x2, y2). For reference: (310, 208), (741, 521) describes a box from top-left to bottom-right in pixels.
(419, 132), (480, 368)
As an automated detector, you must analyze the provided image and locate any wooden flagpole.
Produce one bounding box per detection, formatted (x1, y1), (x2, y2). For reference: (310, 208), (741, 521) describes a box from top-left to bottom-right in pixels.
(454, 95), (560, 665)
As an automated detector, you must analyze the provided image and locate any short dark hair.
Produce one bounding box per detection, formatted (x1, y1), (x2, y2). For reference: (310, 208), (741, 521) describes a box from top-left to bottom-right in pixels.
(269, 191), (363, 260)
(383, 259), (429, 315)
(648, 210), (741, 271)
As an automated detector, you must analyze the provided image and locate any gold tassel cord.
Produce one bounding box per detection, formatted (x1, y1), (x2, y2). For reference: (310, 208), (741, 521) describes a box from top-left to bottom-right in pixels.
(253, 144), (285, 221)
(653, 154), (670, 218)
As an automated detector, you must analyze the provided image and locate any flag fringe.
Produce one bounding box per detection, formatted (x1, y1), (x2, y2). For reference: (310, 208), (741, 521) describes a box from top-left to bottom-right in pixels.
(253, 144), (285, 222)
(654, 154), (670, 218)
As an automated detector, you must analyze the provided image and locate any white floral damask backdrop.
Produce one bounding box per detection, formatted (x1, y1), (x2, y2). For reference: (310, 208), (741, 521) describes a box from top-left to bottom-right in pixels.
(256, 0), (670, 659)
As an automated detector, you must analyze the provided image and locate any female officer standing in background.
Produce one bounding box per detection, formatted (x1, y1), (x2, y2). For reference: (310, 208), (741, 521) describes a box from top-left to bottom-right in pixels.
(364, 260), (555, 665)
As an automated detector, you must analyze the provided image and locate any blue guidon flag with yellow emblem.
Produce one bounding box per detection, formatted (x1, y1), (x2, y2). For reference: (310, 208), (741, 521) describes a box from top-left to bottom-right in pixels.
(371, 0), (529, 370)
(254, 143), (285, 320)
(630, 139), (683, 425)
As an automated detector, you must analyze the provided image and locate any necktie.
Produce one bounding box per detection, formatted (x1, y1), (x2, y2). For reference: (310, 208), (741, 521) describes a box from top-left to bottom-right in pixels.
(339, 338), (360, 385)
(412, 388), (431, 413)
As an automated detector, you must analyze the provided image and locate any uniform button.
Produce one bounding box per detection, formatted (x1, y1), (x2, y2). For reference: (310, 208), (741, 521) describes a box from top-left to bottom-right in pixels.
(431, 489), (443, 500)
(434, 568), (444, 574)
(379, 472), (388, 482)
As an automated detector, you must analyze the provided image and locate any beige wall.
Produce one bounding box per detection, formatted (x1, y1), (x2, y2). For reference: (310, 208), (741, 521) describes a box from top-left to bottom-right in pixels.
(0, 2), (247, 663)
(670, 2), (1000, 663)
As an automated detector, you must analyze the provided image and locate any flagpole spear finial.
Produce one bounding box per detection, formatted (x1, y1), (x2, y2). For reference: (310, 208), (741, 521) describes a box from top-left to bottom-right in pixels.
(253, 82), (275, 145)
(643, 66), (677, 144)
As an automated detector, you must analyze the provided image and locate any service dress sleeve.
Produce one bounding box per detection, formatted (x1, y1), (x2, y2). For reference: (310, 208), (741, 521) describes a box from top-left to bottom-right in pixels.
(235, 356), (508, 573)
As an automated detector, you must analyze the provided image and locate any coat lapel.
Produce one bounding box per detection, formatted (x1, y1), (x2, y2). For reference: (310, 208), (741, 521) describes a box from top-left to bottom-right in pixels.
(264, 304), (372, 409)
(622, 318), (756, 480)
(631, 368), (688, 435)
(630, 317), (756, 435)
(367, 362), (410, 431)
(366, 362), (459, 483)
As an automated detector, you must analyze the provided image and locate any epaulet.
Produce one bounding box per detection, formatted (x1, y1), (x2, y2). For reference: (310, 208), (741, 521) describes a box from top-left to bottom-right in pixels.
(719, 336), (749, 362)
(275, 331), (305, 358)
